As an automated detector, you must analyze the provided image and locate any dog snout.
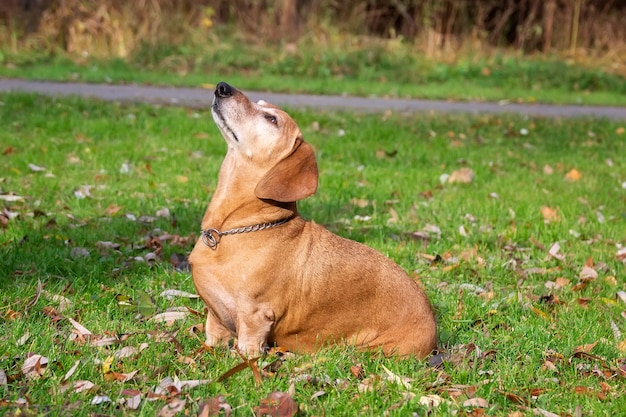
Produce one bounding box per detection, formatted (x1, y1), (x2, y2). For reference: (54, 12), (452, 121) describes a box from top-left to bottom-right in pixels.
(216, 82), (234, 98)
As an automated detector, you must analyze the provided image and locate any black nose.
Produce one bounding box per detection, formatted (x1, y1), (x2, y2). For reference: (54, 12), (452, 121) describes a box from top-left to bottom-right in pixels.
(216, 82), (233, 98)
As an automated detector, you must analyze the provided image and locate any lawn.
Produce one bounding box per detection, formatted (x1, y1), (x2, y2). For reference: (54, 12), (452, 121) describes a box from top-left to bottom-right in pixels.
(1, 92), (625, 416)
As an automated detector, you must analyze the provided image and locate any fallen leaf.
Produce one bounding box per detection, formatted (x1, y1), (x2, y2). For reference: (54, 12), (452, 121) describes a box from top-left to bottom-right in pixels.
(0, 369), (7, 394)
(533, 408), (560, 417)
(199, 396), (232, 417)
(574, 341), (598, 354)
(28, 163), (46, 172)
(68, 317), (92, 336)
(150, 311), (189, 323)
(254, 392), (298, 417)
(160, 289), (200, 300)
(159, 396), (188, 414)
(105, 370), (139, 382)
(541, 207), (560, 222)
(382, 365), (412, 389)
(22, 354), (49, 379)
(565, 169), (582, 181)
(91, 395), (111, 405)
(350, 364), (365, 379)
(114, 346), (138, 359)
(104, 204), (123, 216)
(448, 167), (474, 184)
(617, 247), (626, 263)
(101, 355), (114, 374)
(0, 194), (24, 202)
(547, 242), (565, 261)
(63, 360), (81, 381)
(419, 394), (445, 408)
(122, 390), (142, 410)
(72, 380), (97, 393)
(579, 266), (598, 281)
(463, 397), (489, 408)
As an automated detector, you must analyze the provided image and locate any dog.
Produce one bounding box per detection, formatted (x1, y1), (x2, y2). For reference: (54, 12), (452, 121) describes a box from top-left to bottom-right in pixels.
(189, 82), (437, 357)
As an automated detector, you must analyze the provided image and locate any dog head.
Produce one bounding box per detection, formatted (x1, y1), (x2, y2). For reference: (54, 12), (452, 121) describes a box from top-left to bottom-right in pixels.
(211, 82), (318, 203)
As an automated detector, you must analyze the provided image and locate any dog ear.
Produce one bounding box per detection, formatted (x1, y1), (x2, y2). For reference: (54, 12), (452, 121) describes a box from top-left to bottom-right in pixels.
(255, 141), (318, 202)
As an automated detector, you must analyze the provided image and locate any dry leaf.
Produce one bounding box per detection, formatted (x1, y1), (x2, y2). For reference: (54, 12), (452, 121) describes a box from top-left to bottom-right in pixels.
(419, 394), (445, 408)
(574, 341), (598, 354)
(254, 392), (298, 417)
(199, 396), (232, 417)
(350, 364), (364, 379)
(158, 399), (186, 417)
(63, 360), (81, 382)
(448, 167), (474, 184)
(91, 395), (111, 405)
(463, 397), (489, 408)
(150, 311), (189, 323)
(0, 369), (8, 394)
(617, 247), (626, 263)
(579, 266), (598, 281)
(72, 380), (97, 393)
(382, 365), (412, 389)
(541, 207), (560, 222)
(22, 354), (49, 379)
(68, 317), (92, 336)
(160, 289), (200, 300)
(565, 169), (582, 181)
(29, 163), (46, 172)
(104, 204), (123, 216)
(547, 242), (565, 261)
(533, 408), (560, 417)
(114, 346), (138, 359)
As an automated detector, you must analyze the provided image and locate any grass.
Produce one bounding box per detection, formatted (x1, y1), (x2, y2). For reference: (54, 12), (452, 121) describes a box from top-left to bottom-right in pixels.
(1, 92), (626, 416)
(1, 32), (626, 107)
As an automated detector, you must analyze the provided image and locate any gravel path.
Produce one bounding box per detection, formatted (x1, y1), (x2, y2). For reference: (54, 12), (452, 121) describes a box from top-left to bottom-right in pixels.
(1, 78), (625, 119)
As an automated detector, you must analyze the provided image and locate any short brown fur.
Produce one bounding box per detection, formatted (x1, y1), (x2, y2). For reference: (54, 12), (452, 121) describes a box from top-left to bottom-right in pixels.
(189, 83), (437, 357)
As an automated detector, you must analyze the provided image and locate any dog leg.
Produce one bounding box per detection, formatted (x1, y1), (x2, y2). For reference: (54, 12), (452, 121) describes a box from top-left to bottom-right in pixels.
(204, 309), (233, 348)
(236, 305), (275, 356)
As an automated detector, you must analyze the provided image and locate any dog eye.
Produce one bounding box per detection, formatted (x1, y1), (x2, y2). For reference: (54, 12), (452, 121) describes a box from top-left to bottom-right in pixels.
(264, 114), (278, 125)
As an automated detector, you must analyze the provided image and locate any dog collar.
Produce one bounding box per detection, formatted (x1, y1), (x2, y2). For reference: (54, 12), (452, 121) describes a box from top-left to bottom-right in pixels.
(201, 217), (291, 250)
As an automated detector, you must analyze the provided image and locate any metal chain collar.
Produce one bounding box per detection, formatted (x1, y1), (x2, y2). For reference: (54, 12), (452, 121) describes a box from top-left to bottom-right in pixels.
(201, 217), (291, 250)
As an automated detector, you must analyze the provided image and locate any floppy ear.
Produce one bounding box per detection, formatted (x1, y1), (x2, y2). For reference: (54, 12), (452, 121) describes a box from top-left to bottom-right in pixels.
(255, 141), (319, 202)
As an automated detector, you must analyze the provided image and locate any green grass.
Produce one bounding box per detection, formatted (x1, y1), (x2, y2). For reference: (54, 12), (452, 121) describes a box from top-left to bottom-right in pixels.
(1, 34), (626, 106)
(1, 93), (626, 416)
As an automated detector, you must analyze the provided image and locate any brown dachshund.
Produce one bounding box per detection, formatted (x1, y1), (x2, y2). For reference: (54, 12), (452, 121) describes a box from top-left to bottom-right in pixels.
(189, 82), (437, 357)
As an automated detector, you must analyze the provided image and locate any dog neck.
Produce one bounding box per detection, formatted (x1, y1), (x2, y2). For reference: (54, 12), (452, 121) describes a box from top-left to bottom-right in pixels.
(201, 154), (298, 231)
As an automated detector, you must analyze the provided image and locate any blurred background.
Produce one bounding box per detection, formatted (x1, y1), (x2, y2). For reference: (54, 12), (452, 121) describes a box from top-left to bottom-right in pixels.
(0, 0), (624, 100)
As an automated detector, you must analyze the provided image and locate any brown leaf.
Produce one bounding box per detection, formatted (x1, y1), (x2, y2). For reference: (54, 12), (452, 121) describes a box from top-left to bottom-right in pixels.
(22, 354), (49, 379)
(199, 396), (232, 417)
(616, 247), (626, 263)
(574, 341), (598, 354)
(104, 204), (123, 216)
(541, 207), (560, 222)
(463, 397), (489, 408)
(216, 356), (260, 384)
(350, 364), (365, 379)
(157, 399), (186, 417)
(68, 317), (92, 336)
(448, 167), (474, 184)
(579, 266), (598, 281)
(254, 392), (298, 417)
(565, 169), (582, 182)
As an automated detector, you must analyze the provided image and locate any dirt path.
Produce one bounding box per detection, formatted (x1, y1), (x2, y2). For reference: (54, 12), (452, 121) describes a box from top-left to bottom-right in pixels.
(1, 78), (625, 119)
